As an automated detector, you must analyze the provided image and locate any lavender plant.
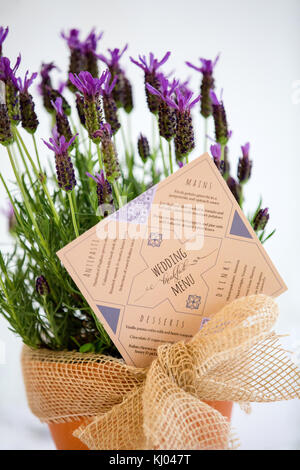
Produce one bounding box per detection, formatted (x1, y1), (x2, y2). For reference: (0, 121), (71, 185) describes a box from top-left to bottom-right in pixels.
(0, 27), (274, 353)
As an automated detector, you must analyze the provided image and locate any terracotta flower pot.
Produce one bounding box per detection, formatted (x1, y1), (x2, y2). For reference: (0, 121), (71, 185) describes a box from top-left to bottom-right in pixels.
(22, 346), (233, 450)
(48, 401), (233, 450)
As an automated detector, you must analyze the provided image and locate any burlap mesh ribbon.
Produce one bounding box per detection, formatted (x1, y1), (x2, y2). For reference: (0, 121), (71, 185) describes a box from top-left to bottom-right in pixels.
(21, 295), (300, 450)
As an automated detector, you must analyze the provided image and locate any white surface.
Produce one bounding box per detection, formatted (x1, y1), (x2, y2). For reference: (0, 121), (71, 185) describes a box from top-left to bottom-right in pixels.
(0, 0), (299, 450)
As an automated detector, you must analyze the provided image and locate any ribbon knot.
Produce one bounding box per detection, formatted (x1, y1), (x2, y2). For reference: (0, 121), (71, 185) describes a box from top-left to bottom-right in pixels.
(22, 294), (300, 450)
(156, 341), (197, 396)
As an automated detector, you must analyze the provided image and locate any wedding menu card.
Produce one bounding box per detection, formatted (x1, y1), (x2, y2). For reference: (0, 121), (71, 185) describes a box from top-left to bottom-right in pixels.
(57, 153), (287, 366)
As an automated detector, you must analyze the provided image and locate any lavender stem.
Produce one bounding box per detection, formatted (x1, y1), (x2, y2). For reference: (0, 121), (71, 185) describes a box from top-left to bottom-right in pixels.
(168, 140), (173, 174)
(67, 191), (79, 238)
(204, 118), (208, 153)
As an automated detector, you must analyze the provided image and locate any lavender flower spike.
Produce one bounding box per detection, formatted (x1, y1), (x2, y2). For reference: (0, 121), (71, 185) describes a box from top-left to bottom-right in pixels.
(237, 142), (252, 184)
(101, 72), (120, 135)
(130, 51), (171, 113)
(83, 29), (103, 77)
(210, 143), (225, 174)
(0, 103), (13, 146)
(0, 26), (9, 57)
(93, 123), (120, 181)
(98, 45), (133, 112)
(253, 208), (269, 231)
(0, 55), (21, 124)
(39, 62), (71, 115)
(51, 97), (73, 145)
(17, 71), (39, 134)
(43, 128), (77, 192)
(165, 88), (200, 160)
(137, 134), (150, 162)
(36, 275), (50, 297)
(186, 54), (219, 118)
(69, 70), (107, 141)
(62, 29), (103, 82)
(62, 29), (86, 89)
(146, 74), (178, 140)
(210, 90), (231, 146)
(86, 170), (114, 217)
(227, 176), (242, 204)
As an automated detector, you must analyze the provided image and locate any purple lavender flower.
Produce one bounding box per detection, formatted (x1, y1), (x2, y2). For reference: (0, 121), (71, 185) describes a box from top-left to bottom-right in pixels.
(147, 74), (179, 100)
(39, 62), (71, 115)
(0, 26), (9, 57)
(164, 88), (200, 160)
(210, 143), (221, 160)
(43, 128), (77, 192)
(0, 103), (13, 146)
(51, 97), (73, 145)
(237, 142), (252, 184)
(241, 142), (250, 157)
(58, 80), (67, 95)
(227, 176), (242, 204)
(39, 62), (56, 110)
(98, 45), (128, 69)
(101, 72), (120, 135)
(69, 70), (107, 98)
(61, 29), (81, 50)
(43, 127), (77, 155)
(86, 170), (114, 216)
(146, 75), (178, 140)
(17, 71), (37, 94)
(166, 88), (201, 113)
(17, 71), (39, 134)
(99, 45), (133, 112)
(82, 29), (103, 77)
(93, 123), (120, 181)
(36, 275), (50, 297)
(186, 55), (219, 118)
(62, 29), (87, 90)
(210, 143), (225, 174)
(69, 70), (107, 141)
(0, 55), (21, 124)
(130, 51), (171, 74)
(0, 201), (16, 232)
(210, 90), (231, 146)
(130, 51), (171, 113)
(0, 55), (20, 87)
(178, 77), (192, 98)
(62, 28), (103, 82)
(40, 61), (57, 84)
(253, 208), (269, 231)
(137, 133), (150, 162)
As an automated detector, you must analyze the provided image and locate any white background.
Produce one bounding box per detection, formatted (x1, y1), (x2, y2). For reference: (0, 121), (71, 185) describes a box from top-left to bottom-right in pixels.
(0, 0), (299, 450)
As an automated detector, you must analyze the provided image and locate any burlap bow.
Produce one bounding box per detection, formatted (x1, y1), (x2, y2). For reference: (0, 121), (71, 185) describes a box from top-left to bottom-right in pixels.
(22, 295), (300, 450)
